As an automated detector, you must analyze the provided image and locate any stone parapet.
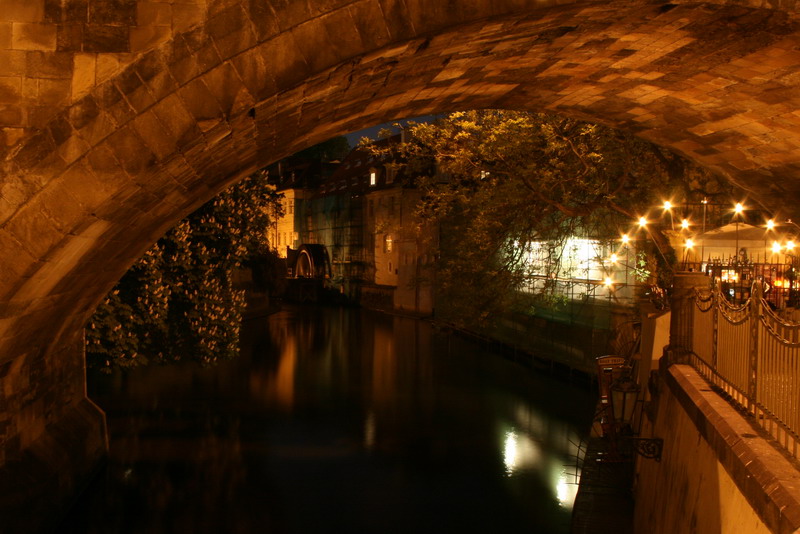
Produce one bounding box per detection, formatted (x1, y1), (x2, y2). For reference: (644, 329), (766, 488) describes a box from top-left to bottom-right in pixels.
(634, 363), (800, 534)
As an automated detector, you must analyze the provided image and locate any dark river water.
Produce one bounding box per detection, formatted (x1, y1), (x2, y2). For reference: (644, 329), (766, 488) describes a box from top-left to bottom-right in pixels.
(60, 305), (595, 534)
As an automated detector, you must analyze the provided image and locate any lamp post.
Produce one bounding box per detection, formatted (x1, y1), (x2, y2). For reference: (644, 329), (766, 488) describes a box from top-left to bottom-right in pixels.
(606, 373), (664, 461)
(734, 202), (744, 264)
(701, 198), (708, 265)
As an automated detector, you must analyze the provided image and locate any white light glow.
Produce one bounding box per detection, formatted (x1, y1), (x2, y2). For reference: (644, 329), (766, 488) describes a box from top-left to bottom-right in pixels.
(556, 471), (578, 508)
(638, 216), (647, 227)
(502, 428), (542, 477)
(504, 430), (518, 476)
(681, 218), (690, 230)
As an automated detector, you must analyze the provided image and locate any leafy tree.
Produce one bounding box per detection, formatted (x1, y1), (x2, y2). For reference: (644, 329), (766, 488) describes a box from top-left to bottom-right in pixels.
(362, 110), (730, 326)
(86, 171), (284, 371)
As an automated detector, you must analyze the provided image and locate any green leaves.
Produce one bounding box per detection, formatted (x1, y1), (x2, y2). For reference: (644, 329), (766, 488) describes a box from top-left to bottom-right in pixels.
(86, 171), (283, 371)
(362, 110), (726, 326)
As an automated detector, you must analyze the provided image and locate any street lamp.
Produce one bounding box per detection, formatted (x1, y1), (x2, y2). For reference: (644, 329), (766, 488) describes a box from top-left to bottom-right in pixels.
(733, 202), (745, 264)
(663, 200), (674, 230)
(609, 374), (664, 461)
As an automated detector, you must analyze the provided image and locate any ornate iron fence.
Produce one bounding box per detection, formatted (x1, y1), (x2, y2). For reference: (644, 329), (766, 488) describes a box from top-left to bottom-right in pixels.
(688, 281), (800, 458)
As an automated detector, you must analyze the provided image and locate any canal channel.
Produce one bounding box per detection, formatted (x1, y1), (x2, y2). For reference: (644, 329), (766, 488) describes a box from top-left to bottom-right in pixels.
(59, 305), (596, 533)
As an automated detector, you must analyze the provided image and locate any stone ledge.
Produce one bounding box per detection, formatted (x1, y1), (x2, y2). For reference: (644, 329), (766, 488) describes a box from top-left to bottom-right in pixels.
(665, 363), (800, 534)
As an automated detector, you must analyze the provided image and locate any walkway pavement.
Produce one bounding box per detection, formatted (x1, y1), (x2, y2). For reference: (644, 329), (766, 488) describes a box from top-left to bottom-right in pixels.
(570, 436), (635, 534)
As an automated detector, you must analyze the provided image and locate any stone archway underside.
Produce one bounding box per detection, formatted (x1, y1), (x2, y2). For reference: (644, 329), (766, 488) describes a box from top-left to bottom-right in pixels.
(3, 0), (800, 527)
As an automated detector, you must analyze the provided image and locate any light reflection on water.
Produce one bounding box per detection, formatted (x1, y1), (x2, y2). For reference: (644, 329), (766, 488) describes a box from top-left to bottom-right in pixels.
(60, 305), (595, 534)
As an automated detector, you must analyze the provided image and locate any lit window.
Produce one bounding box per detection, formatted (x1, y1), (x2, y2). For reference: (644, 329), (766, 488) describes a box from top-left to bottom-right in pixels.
(370, 170), (377, 186)
(385, 235), (393, 253)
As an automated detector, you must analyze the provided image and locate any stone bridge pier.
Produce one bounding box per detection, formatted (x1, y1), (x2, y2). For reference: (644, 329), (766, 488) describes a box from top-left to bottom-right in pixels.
(4, 0), (800, 531)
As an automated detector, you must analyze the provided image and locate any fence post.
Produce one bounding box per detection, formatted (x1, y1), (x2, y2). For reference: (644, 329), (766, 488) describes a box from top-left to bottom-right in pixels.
(748, 281), (761, 412)
(669, 272), (712, 363)
(712, 281), (718, 370)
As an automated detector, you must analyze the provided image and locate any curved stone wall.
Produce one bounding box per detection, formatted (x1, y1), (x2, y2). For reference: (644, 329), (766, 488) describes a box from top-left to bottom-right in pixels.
(4, 1), (800, 528)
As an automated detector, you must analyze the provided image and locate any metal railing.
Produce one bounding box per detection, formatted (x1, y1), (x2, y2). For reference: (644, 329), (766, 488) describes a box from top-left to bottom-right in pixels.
(687, 281), (800, 458)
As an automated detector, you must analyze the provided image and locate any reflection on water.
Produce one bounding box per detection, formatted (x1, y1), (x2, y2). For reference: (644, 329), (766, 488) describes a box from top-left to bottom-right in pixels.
(60, 305), (595, 534)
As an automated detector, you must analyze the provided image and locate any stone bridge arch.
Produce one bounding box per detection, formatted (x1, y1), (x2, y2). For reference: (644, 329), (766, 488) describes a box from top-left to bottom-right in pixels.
(4, 0), (800, 529)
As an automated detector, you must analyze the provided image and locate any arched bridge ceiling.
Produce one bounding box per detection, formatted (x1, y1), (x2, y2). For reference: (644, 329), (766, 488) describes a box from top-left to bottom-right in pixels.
(2, 0), (800, 360)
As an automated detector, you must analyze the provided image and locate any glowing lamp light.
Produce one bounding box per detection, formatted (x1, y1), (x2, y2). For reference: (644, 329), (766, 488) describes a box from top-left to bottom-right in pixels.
(681, 218), (690, 230)
(788, 240), (796, 252)
(772, 241), (782, 254)
(685, 239), (694, 249)
(604, 277), (614, 287)
(610, 253), (618, 263)
(621, 234), (630, 244)
(638, 216), (648, 227)
(734, 202), (744, 215)
(663, 201), (672, 210)
(767, 219), (776, 230)
(774, 279), (785, 288)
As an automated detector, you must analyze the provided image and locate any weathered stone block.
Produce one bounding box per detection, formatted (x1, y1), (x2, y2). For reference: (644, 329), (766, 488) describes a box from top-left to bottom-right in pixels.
(55, 132), (91, 165)
(0, 23), (12, 49)
(211, 19), (255, 59)
(84, 23), (129, 53)
(71, 105), (114, 145)
(257, 32), (311, 92)
(56, 23), (84, 51)
(172, 3), (204, 33)
(97, 82), (136, 125)
(3, 0), (45, 23)
(5, 202), (66, 260)
(39, 77), (71, 105)
(0, 232), (37, 287)
(231, 51), (278, 100)
(200, 62), (249, 116)
(11, 22), (57, 51)
(113, 66), (154, 113)
(130, 24), (171, 53)
(0, 126), (25, 146)
(0, 77), (23, 102)
(25, 50), (72, 78)
(132, 110), (175, 160)
(106, 125), (155, 174)
(95, 53), (120, 83)
(137, 1), (172, 26)
(266, 0), (313, 32)
(72, 52), (96, 100)
(177, 77), (223, 123)
(88, 0), (136, 25)
(46, 113), (73, 146)
(290, 18), (340, 73)
(347, 0), (391, 50)
(58, 158), (123, 209)
(245, 0), (279, 41)
(376, 0), (415, 41)
(43, 0), (63, 23)
(63, 0), (89, 22)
